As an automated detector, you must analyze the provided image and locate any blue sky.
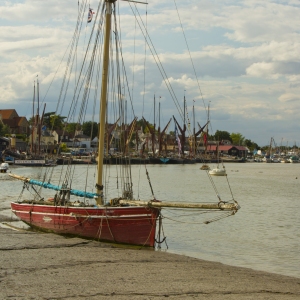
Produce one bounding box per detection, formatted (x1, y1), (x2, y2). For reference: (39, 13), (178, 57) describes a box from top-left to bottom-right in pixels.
(1, 0), (300, 147)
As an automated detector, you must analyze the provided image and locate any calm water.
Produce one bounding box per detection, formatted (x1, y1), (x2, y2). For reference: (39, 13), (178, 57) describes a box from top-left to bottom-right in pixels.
(1, 162), (299, 278)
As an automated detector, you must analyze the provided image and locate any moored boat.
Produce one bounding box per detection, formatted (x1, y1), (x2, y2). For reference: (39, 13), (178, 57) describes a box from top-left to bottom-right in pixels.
(11, 198), (159, 247)
(200, 164), (210, 170)
(0, 162), (9, 173)
(9, 0), (239, 248)
(209, 166), (226, 176)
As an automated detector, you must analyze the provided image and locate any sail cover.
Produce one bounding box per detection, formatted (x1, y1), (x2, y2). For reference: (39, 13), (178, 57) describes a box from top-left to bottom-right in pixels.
(29, 179), (99, 199)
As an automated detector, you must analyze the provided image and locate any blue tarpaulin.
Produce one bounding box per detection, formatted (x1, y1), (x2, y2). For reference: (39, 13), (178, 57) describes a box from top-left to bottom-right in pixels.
(28, 179), (99, 199)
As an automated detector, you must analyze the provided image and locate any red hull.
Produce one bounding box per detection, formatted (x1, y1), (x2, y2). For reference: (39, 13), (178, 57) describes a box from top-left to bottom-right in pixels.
(11, 202), (159, 247)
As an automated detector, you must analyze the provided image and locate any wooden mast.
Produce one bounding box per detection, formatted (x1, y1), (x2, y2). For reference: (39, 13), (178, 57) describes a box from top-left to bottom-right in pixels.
(193, 101), (196, 156)
(205, 103), (210, 158)
(96, 0), (114, 206)
(31, 81), (35, 154)
(37, 78), (40, 156)
(152, 95), (156, 156)
(158, 100), (161, 155)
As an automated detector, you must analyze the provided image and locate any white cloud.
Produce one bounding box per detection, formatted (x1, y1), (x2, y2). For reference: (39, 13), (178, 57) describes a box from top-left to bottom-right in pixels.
(246, 62), (278, 78)
(0, 0), (300, 146)
(278, 93), (300, 103)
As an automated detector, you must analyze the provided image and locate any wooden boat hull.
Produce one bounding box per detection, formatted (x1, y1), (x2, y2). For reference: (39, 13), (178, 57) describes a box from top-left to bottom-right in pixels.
(11, 202), (159, 247)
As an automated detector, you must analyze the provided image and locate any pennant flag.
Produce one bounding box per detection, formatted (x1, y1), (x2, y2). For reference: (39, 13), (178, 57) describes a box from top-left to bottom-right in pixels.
(175, 124), (181, 154)
(87, 8), (95, 23)
(203, 133), (207, 146)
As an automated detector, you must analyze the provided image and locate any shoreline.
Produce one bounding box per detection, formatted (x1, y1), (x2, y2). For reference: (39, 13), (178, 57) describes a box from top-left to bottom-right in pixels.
(0, 227), (299, 299)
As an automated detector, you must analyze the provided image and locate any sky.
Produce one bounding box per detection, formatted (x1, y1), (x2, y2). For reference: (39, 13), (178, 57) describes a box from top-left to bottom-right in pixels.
(1, 0), (300, 147)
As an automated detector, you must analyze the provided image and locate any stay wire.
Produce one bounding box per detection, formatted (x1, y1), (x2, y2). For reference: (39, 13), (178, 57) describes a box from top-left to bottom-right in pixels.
(115, 3), (135, 117)
(64, 1), (104, 123)
(173, 0), (208, 117)
(129, 3), (184, 122)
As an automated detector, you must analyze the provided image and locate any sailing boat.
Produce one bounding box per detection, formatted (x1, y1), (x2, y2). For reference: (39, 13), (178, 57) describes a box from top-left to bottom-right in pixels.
(9, 0), (239, 247)
(209, 143), (226, 176)
(14, 79), (55, 167)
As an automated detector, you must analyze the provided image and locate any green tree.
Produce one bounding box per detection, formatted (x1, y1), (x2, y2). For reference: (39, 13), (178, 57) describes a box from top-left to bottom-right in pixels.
(49, 114), (66, 130)
(135, 119), (146, 132)
(244, 139), (259, 152)
(28, 112), (66, 130)
(214, 130), (231, 142)
(0, 123), (10, 136)
(43, 112), (56, 128)
(66, 122), (80, 134)
(28, 116), (35, 126)
(230, 132), (245, 145)
(60, 143), (68, 152)
(82, 121), (98, 139)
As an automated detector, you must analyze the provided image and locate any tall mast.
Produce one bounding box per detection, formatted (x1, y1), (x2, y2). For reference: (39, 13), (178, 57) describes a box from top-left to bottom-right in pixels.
(96, 0), (113, 206)
(183, 94), (186, 128)
(158, 99), (161, 155)
(205, 103), (210, 156)
(31, 81), (35, 154)
(193, 101), (195, 156)
(152, 95), (156, 156)
(37, 77), (41, 156)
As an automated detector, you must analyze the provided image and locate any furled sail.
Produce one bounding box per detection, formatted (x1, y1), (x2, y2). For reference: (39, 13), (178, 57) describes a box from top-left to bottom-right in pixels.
(9, 174), (99, 199)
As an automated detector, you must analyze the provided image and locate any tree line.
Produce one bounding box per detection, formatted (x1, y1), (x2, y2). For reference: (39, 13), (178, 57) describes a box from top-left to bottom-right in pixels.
(212, 130), (259, 152)
(37, 114), (260, 152)
(10, 112), (283, 152)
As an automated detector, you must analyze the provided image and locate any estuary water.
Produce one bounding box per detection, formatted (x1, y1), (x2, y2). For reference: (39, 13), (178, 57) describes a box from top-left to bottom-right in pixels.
(0, 162), (299, 278)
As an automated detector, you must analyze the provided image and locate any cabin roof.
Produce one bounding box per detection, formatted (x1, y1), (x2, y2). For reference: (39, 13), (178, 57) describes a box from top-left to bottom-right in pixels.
(207, 145), (248, 151)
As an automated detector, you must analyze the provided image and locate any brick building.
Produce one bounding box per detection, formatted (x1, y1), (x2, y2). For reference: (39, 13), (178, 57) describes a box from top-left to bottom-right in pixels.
(0, 109), (29, 135)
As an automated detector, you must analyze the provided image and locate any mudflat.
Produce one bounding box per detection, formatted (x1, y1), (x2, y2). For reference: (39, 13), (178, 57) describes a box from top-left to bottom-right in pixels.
(0, 227), (299, 299)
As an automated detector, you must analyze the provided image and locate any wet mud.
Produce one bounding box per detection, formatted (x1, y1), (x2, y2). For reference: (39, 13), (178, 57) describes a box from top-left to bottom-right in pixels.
(0, 227), (299, 299)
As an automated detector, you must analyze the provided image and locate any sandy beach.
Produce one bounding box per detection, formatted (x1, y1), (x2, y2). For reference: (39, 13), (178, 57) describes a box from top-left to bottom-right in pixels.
(0, 227), (299, 299)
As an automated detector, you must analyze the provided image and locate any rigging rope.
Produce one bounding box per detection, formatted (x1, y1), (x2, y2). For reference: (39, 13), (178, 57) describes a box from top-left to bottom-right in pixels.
(128, 3), (185, 123)
(173, 0), (208, 118)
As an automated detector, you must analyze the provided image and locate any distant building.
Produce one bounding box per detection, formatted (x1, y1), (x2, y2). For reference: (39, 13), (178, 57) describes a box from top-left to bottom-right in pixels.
(51, 129), (91, 149)
(207, 144), (248, 158)
(220, 140), (232, 145)
(0, 109), (30, 135)
(51, 130), (74, 147)
(73, 130), (91, 148)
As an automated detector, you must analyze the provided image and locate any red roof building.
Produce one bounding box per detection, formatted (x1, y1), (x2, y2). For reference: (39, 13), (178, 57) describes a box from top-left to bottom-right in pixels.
(207, 144), (248, 157)
(0, 109), (29, 135)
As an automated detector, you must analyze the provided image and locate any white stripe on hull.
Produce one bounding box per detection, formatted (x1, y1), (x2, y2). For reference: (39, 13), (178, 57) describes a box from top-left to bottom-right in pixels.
(12, 210), (152, 219)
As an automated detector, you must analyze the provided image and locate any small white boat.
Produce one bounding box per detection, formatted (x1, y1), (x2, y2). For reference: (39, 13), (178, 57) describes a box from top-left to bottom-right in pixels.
(0, 162), (9, 173)
(209, 166), (226, 176)
(209, 143), (226, 176)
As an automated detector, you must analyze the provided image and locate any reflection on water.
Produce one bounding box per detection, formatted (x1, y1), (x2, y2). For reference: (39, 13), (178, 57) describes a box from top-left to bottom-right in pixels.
(1, 162), (299, 278)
